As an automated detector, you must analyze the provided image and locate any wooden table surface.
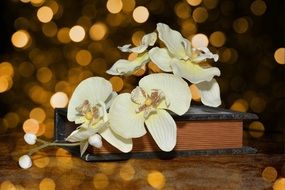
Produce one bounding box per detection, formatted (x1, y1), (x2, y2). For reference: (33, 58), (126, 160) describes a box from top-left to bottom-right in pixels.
(0, 129), (284, 190)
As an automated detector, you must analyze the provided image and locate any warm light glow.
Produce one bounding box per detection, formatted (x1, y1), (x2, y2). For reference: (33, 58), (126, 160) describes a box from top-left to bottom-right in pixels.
(89, 23), (108, 41)
(250, 0), (267, 16)
(192, 7), (208, 23)
(31, 0), (44, 6)
(23, 118), (40, 134)
(210, 31), (226, 47)
(36, 67), (53, 83)
(132, 31), (145, 46)
(33, 152), (50, 168)
(274, 48), (285, 64)
(20, 0), (30, 3)
(233, 18), (249, 34)
(119, 163), (135, 181)
(109, 76), (124, 92)
(76, 50), (92, 66)
(133, 6), (149, 23)
(50, 92), (69, 108)
(106, 0), (123, 14)
(42, 22), (58, 37)
(262, 167), (278, 182)
(39, 178), (56, 190)
(273, 178), (285, 190)
(0, 62), (14, 77)
(37, 6), (53, 23)
(132, 68), (146, 76)
(191, 33), (209, 48)
(0, 181), (16, 190)
(122, 0), (136, 12)
(0, 76), (12, 93)
(203, 0), (219, 9)
(57, 27), (71, 43)
(30, 107), (46, 123)
(44, 119), (54, 139)
(4, 112), (20, 129)
(93, 173), (109, 189)
(189, 84), (201, 101)
(250, 96), (266, 113)
(11, 30), (30, 48)
(147, 171), (166, 189)
(128, 52), (138, 61)
(148, 62), (162, 73)
(175, 2), (191, 19)
(187, 0), (202, 6)
(69, 25), (85, 42)
(181, 19), (197, 36)
(36, 123), (46, 136)
(249, 121), (265, 131)
(230, 99), (249, 112)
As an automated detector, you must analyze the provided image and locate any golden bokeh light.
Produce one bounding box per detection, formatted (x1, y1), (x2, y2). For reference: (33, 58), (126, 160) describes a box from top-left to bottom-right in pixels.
(148, 62), (162, 73)
(57, 27), (71, 43)
(50, 92), (69, 108)
(33, 152), (50, 168)
(132, 68), (146, 76)
(0, 62), (14, 77)
(128, 52), (138, 61)
(36, 67), (53, 83)
(187, 0), (202, 6)
(250, 96), (266, 113)
(89, 22), (108, 41)
(233, 17), (249, 34)
(175, 2), (191, 19)
(0, 180), (16, 190)
(76, 50), (92, 66)
(30, 107), (46, 123)
(274, 48), (285, 64)
(147, 171), (166, 189)
(11, 30), (30, 48)
(193, 7), (208, 23)
(122, 0), (136, 12)
(4, 112), (20, 129)
(133, 6), (149, 23)
(106, 13), (125, 27)
(191, 33), (209, 48)
(119, 163), (135, 181)
(23, 118), (40, 134)
(93, 173), (109, 189)
(98, 163), (117, 175)
(109, 76), (124, 92)
(250, 0), (267, 16)
(132, 31), (145, 46)
(31, 0), (45, 7)
(106, 0), (123, 14)
(36, 123), (46, 136)
(42, 22), (58, 37)
(44, 119), (54, 139)
(210, 31), (226, 47)
(39, 178), (56, 190)
(230, 98), (249, 112)
(46, 0), (59, 14)
(69, 25), (85, 42)
(37, 6), (53, 23)
(273, 178), (285, 190)
(0, 75), (13, 93)
(203, 0), (219, 10)
(262, 167), (278, 182)
(181, 19), (197, 36)
(56, 148), (73, 170)
(189, 84), (201, 101)
(20, 0), (30, 3)
(248, 121), (265, 138)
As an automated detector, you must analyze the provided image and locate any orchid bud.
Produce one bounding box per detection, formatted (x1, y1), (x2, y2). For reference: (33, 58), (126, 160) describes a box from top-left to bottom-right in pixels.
(24, 133), (37, 145)
(18, 155), (32, 169)
(88, 134), (102, 148)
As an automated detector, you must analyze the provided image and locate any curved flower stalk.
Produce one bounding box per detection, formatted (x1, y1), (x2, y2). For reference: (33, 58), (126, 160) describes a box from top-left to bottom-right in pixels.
(149, 23), (221, 107)
(66, 77), (132, 156)
(106, 32), (157, 75)
(108, 73), (191, 152)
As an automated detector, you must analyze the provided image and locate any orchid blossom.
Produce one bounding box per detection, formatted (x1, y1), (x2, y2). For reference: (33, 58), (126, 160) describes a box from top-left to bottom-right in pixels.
(108, 73), (191, 152)
(106, 32), (157, 75)
(149, 23), (221, 107)
(66, 77), (132, 156)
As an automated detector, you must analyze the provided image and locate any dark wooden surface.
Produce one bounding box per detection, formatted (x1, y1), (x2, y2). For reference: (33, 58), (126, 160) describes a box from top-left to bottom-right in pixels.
(0, 129), (284, 190)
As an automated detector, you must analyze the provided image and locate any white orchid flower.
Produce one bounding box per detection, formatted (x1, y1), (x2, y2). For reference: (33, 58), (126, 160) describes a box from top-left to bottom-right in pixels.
(106, 32), (157, 75)
(149, 23), (221, 107)
(66, 77), (132, 156)
(108, 73), (191, 152)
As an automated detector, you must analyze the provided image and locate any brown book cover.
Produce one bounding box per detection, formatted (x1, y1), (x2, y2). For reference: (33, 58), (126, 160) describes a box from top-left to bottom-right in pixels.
(54, 106), (258, 161)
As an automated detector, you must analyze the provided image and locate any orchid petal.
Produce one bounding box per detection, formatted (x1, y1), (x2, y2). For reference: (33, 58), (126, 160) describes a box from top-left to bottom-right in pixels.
(109, 93), (146, 138)
(139, 73), (191, 115)
(106, 53), (149, 76)
(145, 109), (176, 152)
(156, 23), (189, 60)
(118, 44), (132, 52)
(171, 60), (221, 84)
(65, 127), (97, 142)
(67, 77), (113, 122)
(99, 126), (133, 153)
(131, 86), (147, 105)
(105, 92), (117, 109)
(149, 47), (173, 72)
(196, 79), (221, 107)
(80, 140), (89, 156)
(192, 47), (219, 63)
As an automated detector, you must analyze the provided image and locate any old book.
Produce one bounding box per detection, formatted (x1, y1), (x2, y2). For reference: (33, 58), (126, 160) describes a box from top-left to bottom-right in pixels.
(54, 106), (258, 161)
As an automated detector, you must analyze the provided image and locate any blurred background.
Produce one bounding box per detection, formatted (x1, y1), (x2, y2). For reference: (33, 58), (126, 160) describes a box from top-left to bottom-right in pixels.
(0, 0), (284, 139)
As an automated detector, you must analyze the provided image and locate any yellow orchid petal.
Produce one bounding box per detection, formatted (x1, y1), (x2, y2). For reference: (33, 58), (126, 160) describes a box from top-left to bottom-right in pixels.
(109, 93), (146, 138)
(149, 47), (173, 72)
(65, 127), (97, 142)
(80, 140), (89, 156)
(196, 79), (221, 107)
(145, 109), (176, 152)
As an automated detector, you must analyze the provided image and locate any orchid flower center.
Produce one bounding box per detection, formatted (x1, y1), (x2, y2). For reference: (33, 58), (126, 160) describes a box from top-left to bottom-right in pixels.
(131, 87), (167, 118)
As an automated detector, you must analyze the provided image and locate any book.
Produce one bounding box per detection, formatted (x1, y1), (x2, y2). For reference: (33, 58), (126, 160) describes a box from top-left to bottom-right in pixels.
(54, 106), (258, 161)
